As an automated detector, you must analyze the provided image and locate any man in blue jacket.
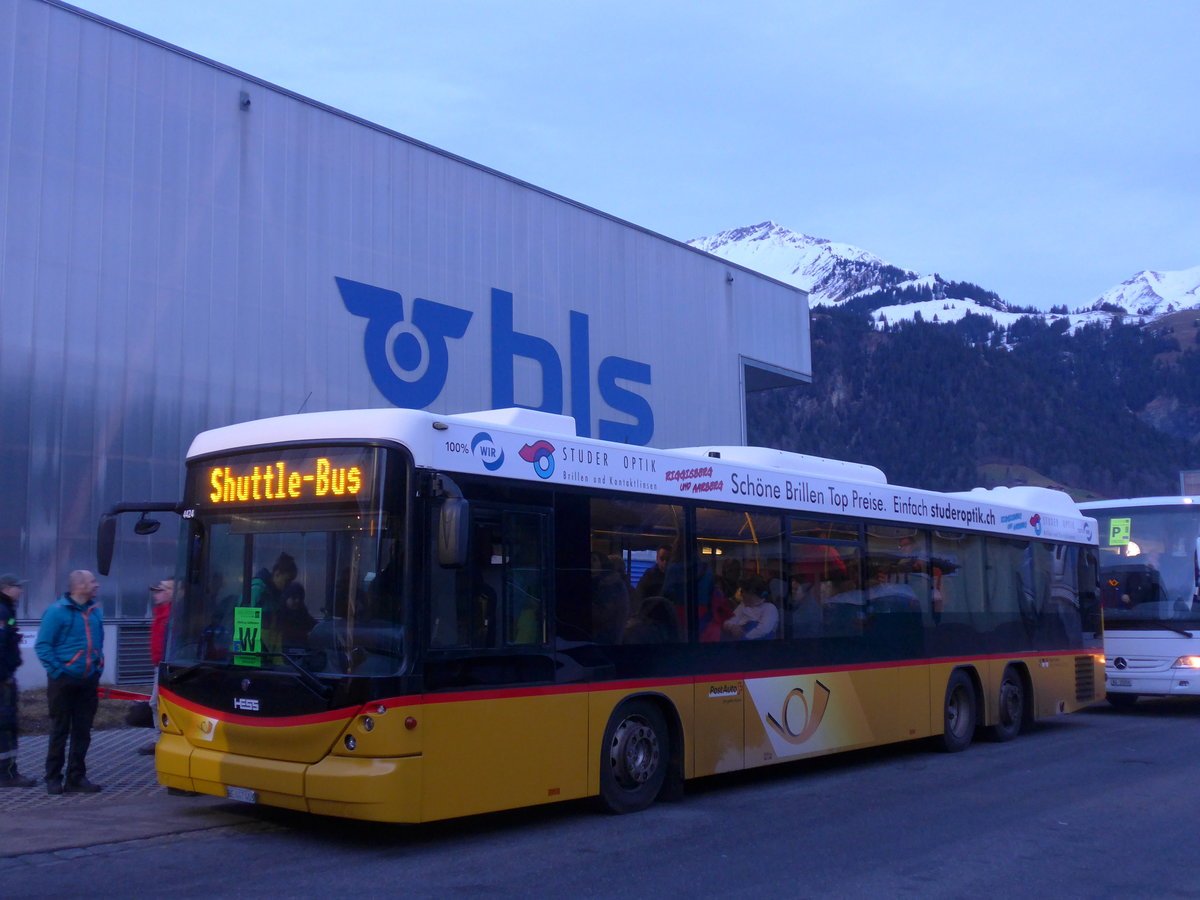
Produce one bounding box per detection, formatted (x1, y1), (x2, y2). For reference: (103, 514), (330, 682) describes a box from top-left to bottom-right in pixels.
(35, 569), (105, 794)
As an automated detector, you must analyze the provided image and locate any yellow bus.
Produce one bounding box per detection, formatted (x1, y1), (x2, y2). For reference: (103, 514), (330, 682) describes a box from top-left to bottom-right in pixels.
(99, 407), (1103, 822)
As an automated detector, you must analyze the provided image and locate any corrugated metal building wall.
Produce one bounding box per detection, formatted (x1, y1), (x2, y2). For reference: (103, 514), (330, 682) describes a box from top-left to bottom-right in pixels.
(0, 0), (810, 626)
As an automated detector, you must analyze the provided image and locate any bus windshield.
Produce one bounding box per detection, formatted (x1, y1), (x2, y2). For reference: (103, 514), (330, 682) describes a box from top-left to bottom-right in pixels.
(169, 446), (406, 677)
(1091, 505), (1200, 627)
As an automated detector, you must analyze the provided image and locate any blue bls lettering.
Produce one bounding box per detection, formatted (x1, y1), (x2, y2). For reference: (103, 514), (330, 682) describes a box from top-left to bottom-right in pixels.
(338, 277), (654, 444)
(490, 289), (654, 444)
(336, 277), (472, 409)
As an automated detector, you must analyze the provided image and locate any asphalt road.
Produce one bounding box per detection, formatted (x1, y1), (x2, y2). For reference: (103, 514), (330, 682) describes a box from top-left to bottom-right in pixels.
(5, 699), (1199, 899)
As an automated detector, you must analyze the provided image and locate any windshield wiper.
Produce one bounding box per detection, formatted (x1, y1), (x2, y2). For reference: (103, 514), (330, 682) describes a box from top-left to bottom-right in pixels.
(274, 650), (335, 700)
(1157, 621), (1195, 638)
(1110, 618), (1194, 637)
(165, 661), (214, 685)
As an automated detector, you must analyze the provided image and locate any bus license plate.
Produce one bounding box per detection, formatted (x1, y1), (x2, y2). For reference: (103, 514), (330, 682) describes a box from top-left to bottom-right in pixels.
(1109, 678), (1132, 687)
(226, 786), (258, 804)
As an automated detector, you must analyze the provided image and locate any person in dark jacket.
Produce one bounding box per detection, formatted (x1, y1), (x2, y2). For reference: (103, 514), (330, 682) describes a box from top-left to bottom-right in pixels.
(0, 573), (37, 787)
(277, 582), (315, 648)
(35, 569), (105, 794)
(249, 552), (299, 653)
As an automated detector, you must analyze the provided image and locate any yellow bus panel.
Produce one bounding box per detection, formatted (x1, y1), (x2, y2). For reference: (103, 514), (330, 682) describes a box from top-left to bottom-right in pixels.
(418, 691), (589, 821)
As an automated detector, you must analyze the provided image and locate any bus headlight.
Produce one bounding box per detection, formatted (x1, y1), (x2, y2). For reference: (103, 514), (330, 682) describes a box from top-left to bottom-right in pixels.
(1173, 656), (1200, 668)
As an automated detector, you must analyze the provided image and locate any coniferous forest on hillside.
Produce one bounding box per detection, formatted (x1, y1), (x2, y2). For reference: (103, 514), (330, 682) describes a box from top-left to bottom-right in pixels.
(746, 308), (1200, 500)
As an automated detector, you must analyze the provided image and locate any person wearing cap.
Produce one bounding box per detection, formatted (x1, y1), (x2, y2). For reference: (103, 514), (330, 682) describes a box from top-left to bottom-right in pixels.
(0, 574), (37, 787)
(138, 577), (175, 755)
(35, 569), (105, 794)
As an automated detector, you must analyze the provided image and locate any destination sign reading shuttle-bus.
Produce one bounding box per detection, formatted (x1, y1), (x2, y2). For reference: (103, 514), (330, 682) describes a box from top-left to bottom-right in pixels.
(194, 448), (377, 508)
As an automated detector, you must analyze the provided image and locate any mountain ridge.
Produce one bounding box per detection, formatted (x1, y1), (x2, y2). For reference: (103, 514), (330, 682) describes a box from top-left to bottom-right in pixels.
(690, 222), (1200, 499)
(689, 221), (1200, 325)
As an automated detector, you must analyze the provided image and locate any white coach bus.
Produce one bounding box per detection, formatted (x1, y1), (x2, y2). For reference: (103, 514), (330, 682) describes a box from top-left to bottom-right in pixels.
(1079, 497), (1200, 707)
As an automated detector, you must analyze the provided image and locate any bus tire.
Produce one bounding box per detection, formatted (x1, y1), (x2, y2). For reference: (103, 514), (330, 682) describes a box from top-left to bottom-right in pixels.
(940, 670), (976, 753)
(988, 666), (1025, 742)
(598, 700), (669, 814)
(1107, 692), (1138, 709)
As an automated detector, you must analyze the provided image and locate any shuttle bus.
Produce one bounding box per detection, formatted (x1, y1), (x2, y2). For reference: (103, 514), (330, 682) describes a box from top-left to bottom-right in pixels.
(1079, 497), (1200, 707)
(100, 408), (1103, 822)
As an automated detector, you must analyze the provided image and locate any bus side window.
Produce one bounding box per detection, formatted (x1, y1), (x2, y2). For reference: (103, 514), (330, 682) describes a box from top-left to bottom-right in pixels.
(505, 510), (550, 646)
(467, 525), (500, 648)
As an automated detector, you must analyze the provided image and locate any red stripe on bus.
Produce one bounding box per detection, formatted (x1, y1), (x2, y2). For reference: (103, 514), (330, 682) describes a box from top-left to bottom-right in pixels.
(159, 688), (363, 728)
(161, 649), (1096, 723)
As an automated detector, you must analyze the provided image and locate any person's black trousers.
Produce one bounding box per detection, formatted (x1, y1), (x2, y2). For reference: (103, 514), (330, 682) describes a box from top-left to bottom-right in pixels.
(45, 674), (99, 784)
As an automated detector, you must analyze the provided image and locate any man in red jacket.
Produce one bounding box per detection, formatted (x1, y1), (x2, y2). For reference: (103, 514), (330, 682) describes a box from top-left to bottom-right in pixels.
(138, 578), (174, 755)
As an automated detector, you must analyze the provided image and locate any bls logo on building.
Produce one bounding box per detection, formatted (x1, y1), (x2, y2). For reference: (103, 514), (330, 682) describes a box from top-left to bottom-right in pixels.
(336, 277), (654, 444)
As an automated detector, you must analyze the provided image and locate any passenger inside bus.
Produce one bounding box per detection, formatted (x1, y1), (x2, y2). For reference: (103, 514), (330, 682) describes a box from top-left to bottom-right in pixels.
(787, 573), (824, 638)
(634, 545), (671, 603)
(249, 551), (301, 652)
(621, 594), (679, 643)
(278, 583), (316, 649)
(590, 551), (630, 645)
(723, 575), (779, 640)
(698, 575), (733, 642)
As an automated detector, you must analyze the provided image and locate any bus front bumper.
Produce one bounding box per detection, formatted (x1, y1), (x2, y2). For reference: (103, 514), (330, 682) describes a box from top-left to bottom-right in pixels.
(1106, 670), (1200, 698)
(156, 732), (424, 823)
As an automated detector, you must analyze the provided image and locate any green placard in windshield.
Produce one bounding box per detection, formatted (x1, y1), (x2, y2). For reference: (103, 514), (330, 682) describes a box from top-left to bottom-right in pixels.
(1108, 517), (1132, 546)
(232, 607), (263, 667)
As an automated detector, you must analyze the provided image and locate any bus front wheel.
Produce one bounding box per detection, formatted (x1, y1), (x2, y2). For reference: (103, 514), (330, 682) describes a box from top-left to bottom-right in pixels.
(988, 666), (1025, 742)
(940, 670), (977, 752)
(598, 700), (669, 814)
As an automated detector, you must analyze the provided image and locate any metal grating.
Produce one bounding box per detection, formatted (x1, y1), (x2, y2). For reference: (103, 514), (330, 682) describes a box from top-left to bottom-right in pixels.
(1075, 655), (1096, 703)
(117, 622), (154, 683)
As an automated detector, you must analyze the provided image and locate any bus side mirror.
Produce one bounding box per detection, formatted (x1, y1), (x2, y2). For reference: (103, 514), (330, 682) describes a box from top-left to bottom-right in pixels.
(97, 515), (117, 576)
(438, 498), (470, 568)
(134, 512), (161, 536)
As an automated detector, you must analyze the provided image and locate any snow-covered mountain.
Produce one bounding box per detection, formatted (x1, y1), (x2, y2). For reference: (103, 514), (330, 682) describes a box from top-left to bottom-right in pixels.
(1091, 265), (1200, 318)
(689, 221), (1200, 331)
(687, 222), (902, 302)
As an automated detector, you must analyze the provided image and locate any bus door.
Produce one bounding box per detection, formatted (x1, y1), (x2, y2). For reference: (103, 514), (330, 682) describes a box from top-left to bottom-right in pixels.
(421, 502), (590, 818)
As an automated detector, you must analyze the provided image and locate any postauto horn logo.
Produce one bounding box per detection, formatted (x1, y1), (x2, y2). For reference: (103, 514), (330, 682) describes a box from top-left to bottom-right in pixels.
(336, 277), (655, 444)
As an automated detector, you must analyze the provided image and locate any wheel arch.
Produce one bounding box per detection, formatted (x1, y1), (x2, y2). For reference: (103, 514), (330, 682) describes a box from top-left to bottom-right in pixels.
(941, 664), (984, 741)
(595, 691), (685, 802)
(981, 661), (1033, 728)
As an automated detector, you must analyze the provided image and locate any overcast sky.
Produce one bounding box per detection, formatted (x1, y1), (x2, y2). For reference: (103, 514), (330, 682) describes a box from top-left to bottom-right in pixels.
(69, 0), (1199, 311)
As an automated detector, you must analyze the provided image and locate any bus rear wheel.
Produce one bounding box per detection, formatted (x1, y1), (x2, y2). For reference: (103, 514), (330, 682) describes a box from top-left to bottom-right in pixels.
(988, 667), (1025, 742)
(598, 700), (669, 814)
(940, 670), (977, 752)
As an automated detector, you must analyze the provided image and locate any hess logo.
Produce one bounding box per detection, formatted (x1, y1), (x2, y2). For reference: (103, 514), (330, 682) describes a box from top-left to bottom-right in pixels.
(337, 277), (655, 444)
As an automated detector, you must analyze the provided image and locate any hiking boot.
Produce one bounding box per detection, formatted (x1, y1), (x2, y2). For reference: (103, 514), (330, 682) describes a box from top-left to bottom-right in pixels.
(46, 778), (64, 795)
(0, 774), (38, 788)
(64, 778), (103, 793)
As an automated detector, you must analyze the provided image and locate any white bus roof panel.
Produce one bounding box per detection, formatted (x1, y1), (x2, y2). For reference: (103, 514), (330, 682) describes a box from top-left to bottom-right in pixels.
(187, 408), (1096, 544)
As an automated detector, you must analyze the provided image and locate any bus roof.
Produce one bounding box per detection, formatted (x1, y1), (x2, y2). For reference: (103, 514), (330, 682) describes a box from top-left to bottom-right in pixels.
(187, 408), (1096, 543)
(1079, 497), (1200, 510)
